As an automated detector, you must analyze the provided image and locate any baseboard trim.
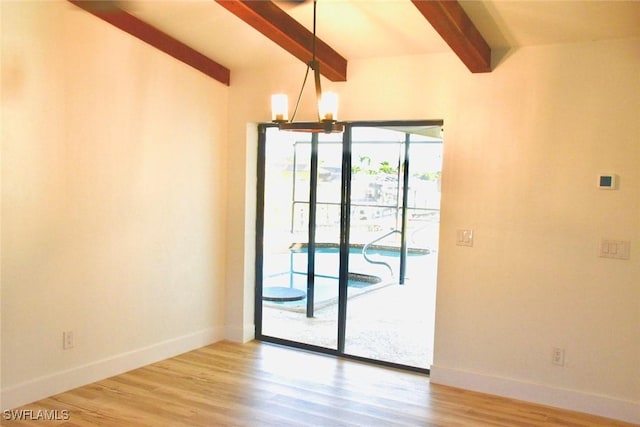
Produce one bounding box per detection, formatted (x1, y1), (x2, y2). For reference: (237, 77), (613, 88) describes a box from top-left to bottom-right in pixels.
(1, 327), (223, 411)
(429, 365), (639, 424)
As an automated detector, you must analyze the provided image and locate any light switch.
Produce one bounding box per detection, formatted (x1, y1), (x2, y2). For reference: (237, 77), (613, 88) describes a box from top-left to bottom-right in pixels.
(456, 229), (474, 247)
(599, 239), (630, 260)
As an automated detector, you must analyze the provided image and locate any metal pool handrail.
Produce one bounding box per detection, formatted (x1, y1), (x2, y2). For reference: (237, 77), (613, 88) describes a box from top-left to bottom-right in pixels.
(362, 229), (400, 277)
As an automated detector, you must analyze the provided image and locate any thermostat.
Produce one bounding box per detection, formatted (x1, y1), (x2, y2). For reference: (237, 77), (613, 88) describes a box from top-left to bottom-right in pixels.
(598, 174), (618, 190)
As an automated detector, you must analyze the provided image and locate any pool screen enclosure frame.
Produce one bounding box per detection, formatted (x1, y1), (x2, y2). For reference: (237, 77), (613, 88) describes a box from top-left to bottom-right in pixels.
(255, 119), (443, 372)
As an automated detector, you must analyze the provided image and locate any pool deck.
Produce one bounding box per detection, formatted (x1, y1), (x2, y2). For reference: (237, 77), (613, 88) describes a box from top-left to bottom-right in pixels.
(261, 250), (438, 370)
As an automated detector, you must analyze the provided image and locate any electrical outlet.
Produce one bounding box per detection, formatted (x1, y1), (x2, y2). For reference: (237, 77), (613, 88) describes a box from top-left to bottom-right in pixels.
(552, 347), (565, 366)
(63, 331), (74, 350)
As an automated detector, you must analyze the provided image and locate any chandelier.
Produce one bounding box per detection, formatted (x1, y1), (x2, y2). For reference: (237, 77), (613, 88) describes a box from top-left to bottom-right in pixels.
(271, 0), (344, 133)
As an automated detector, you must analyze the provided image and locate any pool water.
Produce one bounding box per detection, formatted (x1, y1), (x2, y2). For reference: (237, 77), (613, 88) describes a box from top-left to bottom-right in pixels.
(262, 244), (430, 312)
(263, 272), (386, 312)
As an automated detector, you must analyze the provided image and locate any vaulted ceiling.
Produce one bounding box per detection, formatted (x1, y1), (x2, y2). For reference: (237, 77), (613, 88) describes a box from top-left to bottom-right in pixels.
(68, 0), (640, 86)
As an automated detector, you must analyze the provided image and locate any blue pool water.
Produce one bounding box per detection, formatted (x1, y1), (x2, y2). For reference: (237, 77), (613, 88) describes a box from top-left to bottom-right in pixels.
(262, 244), (430, 311)
(263, 272), (381, 311)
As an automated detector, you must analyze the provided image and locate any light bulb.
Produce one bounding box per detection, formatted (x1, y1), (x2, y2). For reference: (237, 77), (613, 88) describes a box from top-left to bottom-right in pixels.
(271, 94), (288, 122)
(318, 92), (338, 122)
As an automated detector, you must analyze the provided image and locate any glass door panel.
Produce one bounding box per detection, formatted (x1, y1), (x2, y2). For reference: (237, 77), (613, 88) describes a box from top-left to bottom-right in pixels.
(260, 128), (341, 349)
(343, 126), (442, 369)
(403, 139), (443, 365)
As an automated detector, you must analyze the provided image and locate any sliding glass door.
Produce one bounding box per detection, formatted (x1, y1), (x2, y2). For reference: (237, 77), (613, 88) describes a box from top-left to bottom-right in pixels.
(344, 126), (442, 368)
(257, 128), (343, 349)
(256, 121), (443, 371)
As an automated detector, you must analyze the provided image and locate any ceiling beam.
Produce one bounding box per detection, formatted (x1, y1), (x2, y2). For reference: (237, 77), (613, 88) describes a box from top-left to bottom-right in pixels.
(411, 0), (491, 73)
(215, 0), (347, 82)
(68, 1), (231, 85)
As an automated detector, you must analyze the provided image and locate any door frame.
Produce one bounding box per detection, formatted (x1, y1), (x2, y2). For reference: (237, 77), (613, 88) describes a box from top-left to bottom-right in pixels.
(255, 120), (443, 374)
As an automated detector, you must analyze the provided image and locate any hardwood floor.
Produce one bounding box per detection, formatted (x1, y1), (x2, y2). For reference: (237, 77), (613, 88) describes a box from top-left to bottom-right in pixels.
(3, 341), (634, 426)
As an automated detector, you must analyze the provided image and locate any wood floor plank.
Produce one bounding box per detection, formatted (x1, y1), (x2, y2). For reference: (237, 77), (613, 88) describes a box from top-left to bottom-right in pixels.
(3, 340), (635, 426)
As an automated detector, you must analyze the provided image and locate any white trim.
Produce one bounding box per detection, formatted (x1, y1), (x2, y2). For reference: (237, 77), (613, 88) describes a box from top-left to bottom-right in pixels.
(429, 365), (640, 424)
(224, 323), (255, 343)
(1, 327), (223, 411)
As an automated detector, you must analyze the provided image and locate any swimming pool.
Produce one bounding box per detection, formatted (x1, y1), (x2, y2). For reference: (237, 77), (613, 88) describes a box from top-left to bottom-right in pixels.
(262, 243), (430, 312)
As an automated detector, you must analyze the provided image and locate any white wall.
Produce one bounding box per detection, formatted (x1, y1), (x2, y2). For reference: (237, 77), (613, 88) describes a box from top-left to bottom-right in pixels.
(1, 1), (228, 409)
(227, 38), (639, 422)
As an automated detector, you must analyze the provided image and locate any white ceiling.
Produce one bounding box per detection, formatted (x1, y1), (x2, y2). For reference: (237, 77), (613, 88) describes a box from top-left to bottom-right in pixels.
(119, 0), (640, 72)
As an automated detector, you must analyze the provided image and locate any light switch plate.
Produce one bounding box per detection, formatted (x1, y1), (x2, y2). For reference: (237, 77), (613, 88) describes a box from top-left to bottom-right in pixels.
(456, 229), (474, 247)
(600, 239), (630, 260)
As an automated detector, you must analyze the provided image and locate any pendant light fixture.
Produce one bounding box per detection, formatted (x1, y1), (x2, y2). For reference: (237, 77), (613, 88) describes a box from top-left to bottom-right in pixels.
(271, 0), (344, 133)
